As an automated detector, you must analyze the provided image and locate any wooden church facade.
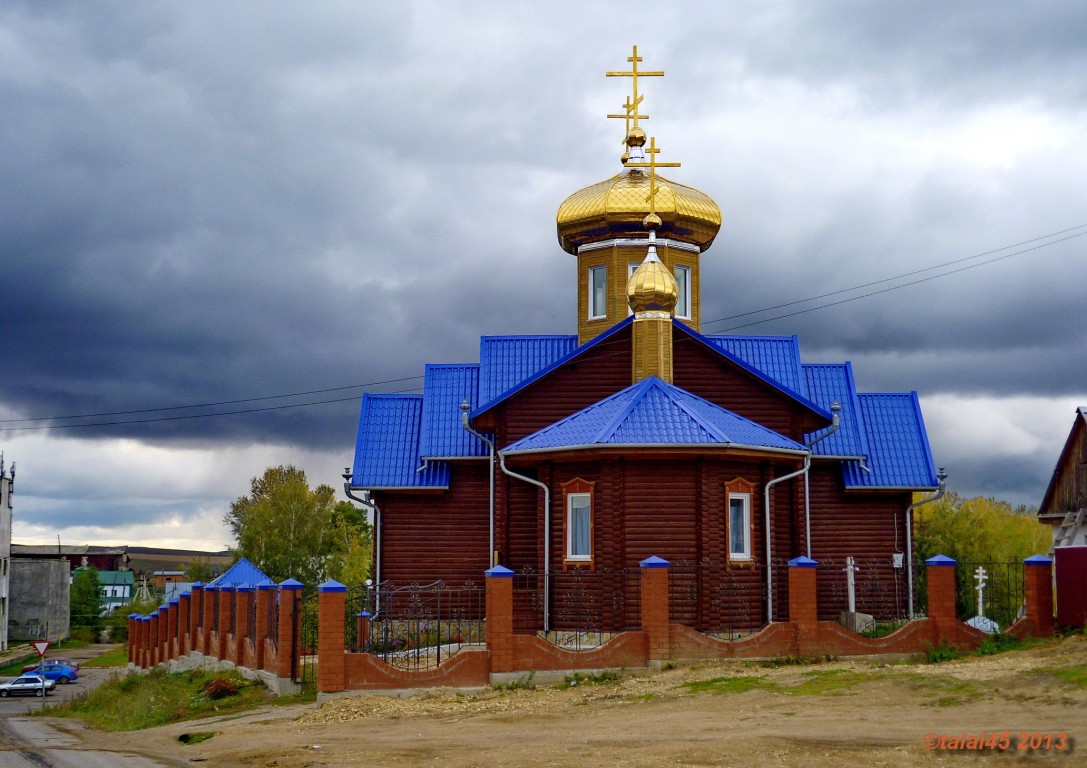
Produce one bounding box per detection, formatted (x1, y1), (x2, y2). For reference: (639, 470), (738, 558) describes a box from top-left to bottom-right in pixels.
(349, 50), (939, 633)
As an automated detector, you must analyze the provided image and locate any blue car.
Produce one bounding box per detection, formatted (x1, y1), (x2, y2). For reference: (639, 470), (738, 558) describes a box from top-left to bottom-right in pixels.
(24, 662), (78, 684)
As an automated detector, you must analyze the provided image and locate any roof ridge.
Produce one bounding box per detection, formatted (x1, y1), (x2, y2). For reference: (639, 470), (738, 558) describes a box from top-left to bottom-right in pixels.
(591, 377), (656, 443)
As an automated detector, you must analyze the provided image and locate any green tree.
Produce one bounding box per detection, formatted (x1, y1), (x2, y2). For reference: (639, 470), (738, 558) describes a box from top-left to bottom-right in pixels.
(105, 593), (161, 642)
(913, 492), (1050, 626)
(225, 466), (371, 588)
(185, 556), (217, 583)
(70, 567), (105, 641)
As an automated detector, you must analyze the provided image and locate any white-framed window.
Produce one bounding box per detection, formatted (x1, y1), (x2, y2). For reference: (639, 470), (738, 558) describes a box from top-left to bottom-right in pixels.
(728, 493), (751, 560)
(627, 263), (640, 315)
(675, 265), (691, 319)
(588, 265), (607, 320)
(567, 493), (592, 561)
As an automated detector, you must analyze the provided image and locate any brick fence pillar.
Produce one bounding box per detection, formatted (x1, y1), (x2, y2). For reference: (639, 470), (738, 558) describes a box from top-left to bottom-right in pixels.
(1023, 555), (1054, 636)
(255, 581), (274, 670)
(276, 579), (304, 681)
(178, 592), (191, 656)
(926, 554), (958, 640)
(189, 583), (204, 655)
(167, 599), (180, 660)
(235, 585), (253, 666)
(140, 616), (151, 668)
(217, 587), (232, 661)
(202, 586), (217, 656)
(485, 565), (515, 674)
(640, 556), (671, 663)
(788, 556), (819, 654)
(149, 610), (161, 667)
(127, 614), (138, 664)
(318, 580), (346, 693)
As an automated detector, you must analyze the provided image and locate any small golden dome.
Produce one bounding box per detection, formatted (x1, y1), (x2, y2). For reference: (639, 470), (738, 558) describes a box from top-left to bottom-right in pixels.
(556, 169), (721, 255)
(626, 126), (647, 147)
(627, 256), (679, 313)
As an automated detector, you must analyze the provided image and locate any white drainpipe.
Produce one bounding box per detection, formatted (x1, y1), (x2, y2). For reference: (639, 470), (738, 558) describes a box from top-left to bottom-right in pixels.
(342, 472), (382, 612)
(905, 467), (947, 618)
(764, 455), (811, 624)
(460, 401), (496, 567)
(497, 451), (551, 632)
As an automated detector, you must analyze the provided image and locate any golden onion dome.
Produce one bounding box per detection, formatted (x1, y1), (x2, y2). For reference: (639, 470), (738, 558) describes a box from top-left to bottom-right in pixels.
(627, 252), (679, 313)
(556, 168), (721, 255)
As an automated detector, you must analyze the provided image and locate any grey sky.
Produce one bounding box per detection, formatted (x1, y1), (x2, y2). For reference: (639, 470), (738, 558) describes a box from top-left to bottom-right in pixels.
(2, 1), (1085, 547)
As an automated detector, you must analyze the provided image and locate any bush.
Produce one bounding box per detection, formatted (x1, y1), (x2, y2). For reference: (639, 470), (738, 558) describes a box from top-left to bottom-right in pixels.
(202, 678), (239, 700)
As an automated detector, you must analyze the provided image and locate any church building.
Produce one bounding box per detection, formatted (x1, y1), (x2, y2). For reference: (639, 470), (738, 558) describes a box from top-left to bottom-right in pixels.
(348, 49), (940, 633)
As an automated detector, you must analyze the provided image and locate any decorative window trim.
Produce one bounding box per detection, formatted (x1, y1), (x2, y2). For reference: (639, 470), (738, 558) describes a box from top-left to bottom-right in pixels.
(588, 266), (607, 321)
(675, 265), (692, 320)
(561, 477), (595, 568)
(724, 478), (755, 564)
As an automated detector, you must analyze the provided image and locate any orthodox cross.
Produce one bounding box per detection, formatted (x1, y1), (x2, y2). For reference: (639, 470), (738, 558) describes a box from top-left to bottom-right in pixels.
(844, 556), (860, 613)
(626, 136), (680, 214)
(606, 45), (663, 133)
(973, 566), (989, 618)
(608, 94), (648, 139)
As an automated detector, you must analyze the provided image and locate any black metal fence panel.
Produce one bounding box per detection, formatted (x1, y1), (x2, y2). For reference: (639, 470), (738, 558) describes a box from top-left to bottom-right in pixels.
(512, 567), (640, 644)
(297, 592), (319, 690)
(668, 559), (788, 636)
(815, 557), (910, 623)
(348, 580), (485, 671)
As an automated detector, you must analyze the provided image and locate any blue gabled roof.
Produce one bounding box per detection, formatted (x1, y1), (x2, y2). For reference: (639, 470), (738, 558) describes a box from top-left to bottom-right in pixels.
(843, 392), (938, 490)
(503, 377), (807, 455)
(352, 394), (450, 489)
(209, 557), (269, 588)
(478, 334), (578, 405)
(802, 363), (869, 458)
(474, 319), (633, 417)
(419, 364), (486, 459)
(676, 322), (833, 422)
(704, 335), (805, 395)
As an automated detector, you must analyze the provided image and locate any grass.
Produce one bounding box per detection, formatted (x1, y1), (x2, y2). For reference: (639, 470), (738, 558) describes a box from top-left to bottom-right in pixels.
(683, 669), (866, 697)
(0, 656), (37, 676)
(1039, 664), (1087, 688)
(559, 670), (623, 689)
(81, 648), (129, 668)
(684, 675), (773, 695)
(492, 672), (536, 691)
(39, 668), (273, 731)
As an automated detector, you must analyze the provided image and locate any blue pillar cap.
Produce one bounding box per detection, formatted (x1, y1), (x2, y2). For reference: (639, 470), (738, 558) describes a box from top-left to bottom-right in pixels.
(256, 579), (277, 589)
(926, 554), (957, 566)
(279, 578), (304, 590)
(150, 611), (160, 618)
(159, 604), (170, 611)
(140, 616), (151, 622)
(788, 556), (819, 568)
(319, 579), (347, 592)
(191, 581), (204, 589)
(128, 613), (140, 619)
(236, 583), (253, 592)
(357, 610), (372, 618)
(640, 555), (670, 569)
(1024, 554), (1053, 565)
(180, 591), (191, 599)
(485, 565), (514, 578)
(169, 599), (179, 606)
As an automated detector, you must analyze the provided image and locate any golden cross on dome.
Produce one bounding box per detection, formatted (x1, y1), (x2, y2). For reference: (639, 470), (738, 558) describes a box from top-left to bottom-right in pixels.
(606, 45), (662, 132)
(626, 136), (680, 214)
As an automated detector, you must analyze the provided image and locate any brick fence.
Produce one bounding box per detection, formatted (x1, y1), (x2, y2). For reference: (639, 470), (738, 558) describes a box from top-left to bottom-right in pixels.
(129, 554), (1055, 696)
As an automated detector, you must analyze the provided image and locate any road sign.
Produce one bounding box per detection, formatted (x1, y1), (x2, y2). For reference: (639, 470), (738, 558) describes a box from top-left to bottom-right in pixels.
(32, 640), (50, 657)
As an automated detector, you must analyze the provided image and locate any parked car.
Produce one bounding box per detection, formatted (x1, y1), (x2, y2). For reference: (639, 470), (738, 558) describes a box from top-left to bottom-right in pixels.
(21, 657), (80, 673)
(21, 663), (78, 684)
(0, 674), (56, 697)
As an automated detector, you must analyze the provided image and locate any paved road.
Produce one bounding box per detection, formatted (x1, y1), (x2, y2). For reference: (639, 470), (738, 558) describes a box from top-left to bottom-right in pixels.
(0, 647), (179, 768)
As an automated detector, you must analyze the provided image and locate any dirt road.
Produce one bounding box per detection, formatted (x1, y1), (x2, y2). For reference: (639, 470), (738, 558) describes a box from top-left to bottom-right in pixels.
(42, 634), (1087, 767)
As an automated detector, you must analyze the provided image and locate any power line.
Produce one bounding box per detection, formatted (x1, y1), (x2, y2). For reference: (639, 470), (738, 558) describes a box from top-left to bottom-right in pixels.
(2, 223), (1081, 432)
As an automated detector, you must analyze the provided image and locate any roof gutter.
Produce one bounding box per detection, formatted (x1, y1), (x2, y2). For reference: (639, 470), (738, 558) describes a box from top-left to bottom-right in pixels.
(905, 467), (947, 618)
(460, 401), (497, 569)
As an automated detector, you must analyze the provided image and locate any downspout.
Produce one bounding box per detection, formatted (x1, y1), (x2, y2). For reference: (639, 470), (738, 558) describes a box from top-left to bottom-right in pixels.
(764, 455), (811, 624)
(905, 467), (947, 618)
(460, 401), (496, 568)
(497, 451), (551, 632)
(803, 402), (842, 558)
(342, 471), (381, 611)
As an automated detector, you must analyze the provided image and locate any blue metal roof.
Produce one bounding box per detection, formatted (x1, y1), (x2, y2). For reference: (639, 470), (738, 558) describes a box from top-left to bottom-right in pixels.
(352, 394), (450, 489)
(676, 323), (833, 421)
(843, 392), (938, 490)
(474, 320), (632, 417)
(503, 377), (807, 455)
(802, 363), (869, 458)
(419, 364), (486, 459)
(478, 334), (578, 405)
(704, 335), (805, 394)
(209, 558), (270, 589)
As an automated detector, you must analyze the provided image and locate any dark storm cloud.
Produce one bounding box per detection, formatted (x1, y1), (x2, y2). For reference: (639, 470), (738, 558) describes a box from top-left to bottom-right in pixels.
(2, 0), (1086, 532)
